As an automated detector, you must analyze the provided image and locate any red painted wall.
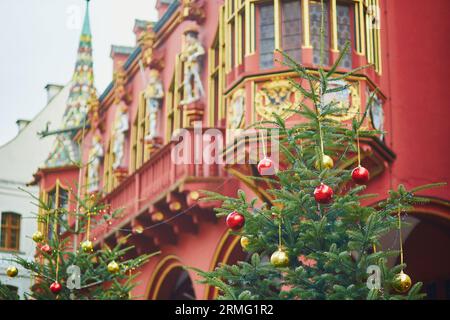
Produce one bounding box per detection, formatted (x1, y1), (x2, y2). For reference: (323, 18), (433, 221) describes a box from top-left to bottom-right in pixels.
(382, 0), (450, 199)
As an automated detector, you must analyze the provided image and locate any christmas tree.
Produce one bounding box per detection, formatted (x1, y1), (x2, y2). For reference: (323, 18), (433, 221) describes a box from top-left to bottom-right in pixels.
(1, 182), (157, 300)
(193, 3), (443, 299)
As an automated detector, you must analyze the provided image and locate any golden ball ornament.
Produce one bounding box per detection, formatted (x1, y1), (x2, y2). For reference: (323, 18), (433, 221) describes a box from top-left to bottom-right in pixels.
(6, 266), (18, 278)
(32, 231), (44, 243)
(81, 240), (94, 253)
(107, 261), (120, 274)
(270, 248), (290, 268)
(392, 271), (412, 293)
(240, 236), (250, 249)
(315, 155), (334, 170)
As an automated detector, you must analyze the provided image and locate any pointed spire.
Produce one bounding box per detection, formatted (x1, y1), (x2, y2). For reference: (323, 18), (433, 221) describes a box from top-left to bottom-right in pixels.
(45, 0), (96, 168)
(82, 0), (91, 36)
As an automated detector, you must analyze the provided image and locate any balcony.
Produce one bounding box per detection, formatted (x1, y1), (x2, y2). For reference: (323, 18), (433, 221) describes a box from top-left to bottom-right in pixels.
(89, 128), (226, 245)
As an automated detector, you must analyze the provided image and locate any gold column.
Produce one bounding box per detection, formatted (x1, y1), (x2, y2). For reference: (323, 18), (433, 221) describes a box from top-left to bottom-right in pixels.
(375, 0), (382, 73)
(302, 0), (312, 48)
(330, 0), (338, 52)
(274, 0), (281, 50)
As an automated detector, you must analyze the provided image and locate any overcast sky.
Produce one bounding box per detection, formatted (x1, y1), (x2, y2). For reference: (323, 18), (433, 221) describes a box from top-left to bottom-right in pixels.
(0, 0), (157, 146)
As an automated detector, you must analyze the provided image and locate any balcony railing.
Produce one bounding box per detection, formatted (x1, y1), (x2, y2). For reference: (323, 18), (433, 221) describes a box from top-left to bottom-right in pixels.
(89, 128), (225, 242)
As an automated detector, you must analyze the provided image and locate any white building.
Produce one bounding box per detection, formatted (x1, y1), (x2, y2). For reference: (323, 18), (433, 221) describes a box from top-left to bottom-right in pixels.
(0, 84), (69, 298)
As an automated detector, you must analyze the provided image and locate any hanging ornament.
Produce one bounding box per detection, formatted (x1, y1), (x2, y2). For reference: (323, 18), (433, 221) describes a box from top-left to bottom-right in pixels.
(257, 157), (274, 175)
(50, 281), (62, 294)
(81, 240), (94, 253)
(392, 271), (412, 293)
(351, 166), (370, 184)
(107, 261), (120, 274)
(226, 211), (245, 231)
(32, 231), (44, 243)
(314, 155), (334, 170)
(270, 248), (290, 268)
(314, 183), (334, 204)
(392, 209), (412, 293)
(40, 244), (53, 255)
(6, 266), (18, 278)
(240, 236), (250, 249)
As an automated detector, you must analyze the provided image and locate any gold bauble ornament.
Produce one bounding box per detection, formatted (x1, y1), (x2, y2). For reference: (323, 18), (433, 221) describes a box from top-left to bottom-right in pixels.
(81, 240), (94, 253)
(6, 266), (18, 278)
(107, 261), (120, 274)
(240, 236), (250, 249)
(32, 231), (44, 243)
(270, 248), (290, 268)
(315, 155), (334, 170)
(392, 271), (412, 293)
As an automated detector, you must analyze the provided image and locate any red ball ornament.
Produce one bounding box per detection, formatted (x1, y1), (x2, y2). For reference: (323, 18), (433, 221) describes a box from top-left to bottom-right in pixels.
(226, 211), (245, 231)
(39, 244), (52, 255)
(50, 281), (62, 294)
(351, 166), (370, 184)
(314, 183), (334, 204)
(257, 157), (274, 175)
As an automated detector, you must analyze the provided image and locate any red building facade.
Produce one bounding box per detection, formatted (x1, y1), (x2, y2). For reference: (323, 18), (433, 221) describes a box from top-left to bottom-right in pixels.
(32, 0), (450, 299)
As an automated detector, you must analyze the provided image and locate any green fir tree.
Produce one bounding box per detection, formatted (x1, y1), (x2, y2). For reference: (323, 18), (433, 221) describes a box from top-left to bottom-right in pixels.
(192, 7), (443, 298)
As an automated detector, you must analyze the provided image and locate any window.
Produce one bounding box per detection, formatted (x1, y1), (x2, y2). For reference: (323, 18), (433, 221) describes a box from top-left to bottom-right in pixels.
(165, 73), (182, 142)
(208, 20), (226, 126)
(0, 212), (20, 251)
(226, 1), (375, 71)
(46, 183), (69, 239)
(103, 140), (114, 193)
(225, 0), (246, 71)
(129, 93), (149, 173)
(364, 0), (381, 73)
(281, 1), (302, 63)
(259, 4), (276, 69)
(310, 0), (330, 65)
(337, 3), (352, 68)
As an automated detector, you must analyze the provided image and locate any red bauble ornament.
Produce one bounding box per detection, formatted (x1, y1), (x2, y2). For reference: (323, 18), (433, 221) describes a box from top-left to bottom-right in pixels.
(351, 166), (370, 184)
(50, 281), (62, 294)
(226, 211), (245, 231)
(39, 244), (52, 255)
(257, 157), (274, 175)
(314, 183), (334, 204)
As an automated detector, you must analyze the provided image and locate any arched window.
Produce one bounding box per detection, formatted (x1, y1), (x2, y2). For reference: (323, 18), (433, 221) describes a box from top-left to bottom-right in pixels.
(0, 212), (21, 251)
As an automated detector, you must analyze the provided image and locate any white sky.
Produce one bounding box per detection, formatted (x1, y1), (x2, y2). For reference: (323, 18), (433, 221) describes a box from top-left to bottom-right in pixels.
(0, 0), (158, 146)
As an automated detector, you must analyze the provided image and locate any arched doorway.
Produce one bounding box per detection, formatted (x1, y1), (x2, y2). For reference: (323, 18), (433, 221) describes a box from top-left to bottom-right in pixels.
(400, 213), (450, 299)
(379, 200), (450, 300)
(155, 266), (196, 300)
(146, 256), (196, 300)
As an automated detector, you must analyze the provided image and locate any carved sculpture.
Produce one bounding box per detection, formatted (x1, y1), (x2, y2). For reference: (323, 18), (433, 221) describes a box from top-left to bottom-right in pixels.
(180, 29), (205, 105)
(112, 104), (129, 170)
(87, 133), (103, 194)
(144, 69), (164, 142)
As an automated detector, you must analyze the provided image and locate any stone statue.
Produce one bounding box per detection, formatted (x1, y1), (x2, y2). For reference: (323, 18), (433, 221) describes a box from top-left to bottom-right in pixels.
(180, 29), (205, 104)
(87, 134), (103, 194)
(144, 69), (164, 142)
(112, 104), (129, 170)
